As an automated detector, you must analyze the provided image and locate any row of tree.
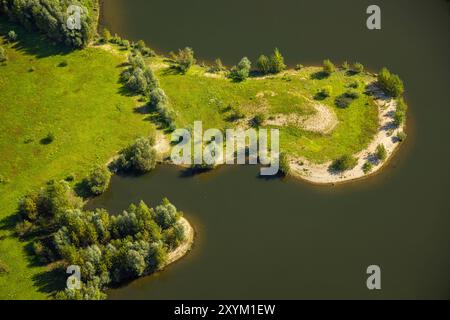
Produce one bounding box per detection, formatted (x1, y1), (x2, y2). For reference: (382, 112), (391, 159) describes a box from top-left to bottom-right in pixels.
(0, 0), (97, 47)
(16, 179), (185, 300)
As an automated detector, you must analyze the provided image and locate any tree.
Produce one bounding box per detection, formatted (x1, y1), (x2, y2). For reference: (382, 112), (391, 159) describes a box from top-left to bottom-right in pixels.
(86, 165), (111, 195)
(172, 47), (195, 73)
(269, 48), (286, 74)
(331, 155), (358, 172)
(155, 198), (180, 230)
(342, 61), (350, 70)
(323, 59), (335, 74)
(0, 46), (8, 63)
(256, 54), (271, 74)
(377, 67), (404, 97)
(115, 137), (157, 173)
(229, 57), (251, 82)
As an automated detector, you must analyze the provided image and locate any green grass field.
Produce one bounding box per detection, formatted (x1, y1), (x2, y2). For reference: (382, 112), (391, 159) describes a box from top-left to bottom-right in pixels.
(0, 17), (379, 299)
(152, 59), (379, 163)
(0, 20), (155, 299)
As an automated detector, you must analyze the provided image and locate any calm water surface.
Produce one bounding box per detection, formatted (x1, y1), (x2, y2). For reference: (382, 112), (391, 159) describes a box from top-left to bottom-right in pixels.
(93, 0), (450, 299)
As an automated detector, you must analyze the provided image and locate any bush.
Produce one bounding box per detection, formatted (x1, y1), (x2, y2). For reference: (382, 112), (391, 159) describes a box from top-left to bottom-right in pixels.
(210, 58), (226, 73)
(122, 53), (159, 95)
(352, 62), (364, 73)
(0, 46), (8, 63)
(323, 59), (335, 74)
(397, 131), (407, 142)
(342, 61), (350, 70)
(362, 161), (373, 174)
(171, 47), (195, 73)
(295, 64), (304, 71)
(256, 54), (271, 74)
(102, 28), (111, 42)
(394, 97), (408, 127)
(115, 137), (157, 173)
(279, 153), (291, 176)
(269, 48), (286, 74)
(229, 57), (251, 82)
(376, 144), (387, 162)
(86, 165), (111, 195)
(377, 67), (404, 97)
(331, 155), (358, 172)
(7, 30), (17, 42)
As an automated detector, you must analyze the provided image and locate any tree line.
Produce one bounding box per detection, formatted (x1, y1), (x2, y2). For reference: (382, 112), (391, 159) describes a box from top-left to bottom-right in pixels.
(0, 0), (97, 47)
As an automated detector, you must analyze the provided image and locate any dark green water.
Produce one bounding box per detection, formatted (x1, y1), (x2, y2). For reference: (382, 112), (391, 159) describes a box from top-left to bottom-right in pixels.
(94, 0), (450, 299)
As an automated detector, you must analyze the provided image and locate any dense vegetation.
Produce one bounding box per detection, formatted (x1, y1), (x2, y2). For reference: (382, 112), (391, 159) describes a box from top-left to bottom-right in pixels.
(377, 67), (404, 97)
(0, 0), (98, 47)
(15, 179), (185, 300)
(113, 137), (157, 174)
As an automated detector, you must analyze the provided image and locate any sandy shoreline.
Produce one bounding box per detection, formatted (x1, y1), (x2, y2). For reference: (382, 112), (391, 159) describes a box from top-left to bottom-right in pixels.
(165, 217), (194, 267)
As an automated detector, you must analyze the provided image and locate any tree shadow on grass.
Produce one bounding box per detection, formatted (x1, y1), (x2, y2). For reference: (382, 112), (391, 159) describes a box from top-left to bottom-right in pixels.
(311, 71), (330, 80)
(32, 264), (67, 296)
(0, 17), (72, 59)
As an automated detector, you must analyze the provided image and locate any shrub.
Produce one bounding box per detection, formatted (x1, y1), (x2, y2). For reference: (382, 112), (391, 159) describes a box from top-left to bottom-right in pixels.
(352, 62), (364, 73)
(342, 61), (350, 70)
(229, 57), (251, 82)
(210, 58), (226, 73)
(295, 64), (304, 71)
(0, 46), (8, 63)
(377, 67), (404, 97)
(394, 97), (408, 127)
(397, 131), (407, 142)
(102, 28), (111, 42)
(323, 59), (335, 74)
(256, 54), (271, 74)
(269, 48), (286, 74)
(376, 144), (387, 161)
(362, 161), (373, 174)
(171, 47), (195, 73)
(115, 137), (157, 173)
(86, 165), (111, 195)
(15, 220), (33, 238)
(7, 30), (17, 42)
(331, 155), (358, 172)
(279, 153), (291, 176)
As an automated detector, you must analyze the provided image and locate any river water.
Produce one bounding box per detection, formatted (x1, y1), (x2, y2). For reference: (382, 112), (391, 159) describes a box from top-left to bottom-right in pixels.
(93, 0), (450, 299)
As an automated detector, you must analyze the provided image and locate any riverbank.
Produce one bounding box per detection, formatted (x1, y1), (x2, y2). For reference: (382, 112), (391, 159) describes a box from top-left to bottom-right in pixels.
(166, 217), (195, 266)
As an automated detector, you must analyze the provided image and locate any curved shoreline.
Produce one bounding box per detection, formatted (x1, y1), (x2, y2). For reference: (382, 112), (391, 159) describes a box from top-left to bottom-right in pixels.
(165, 217), (195, 266)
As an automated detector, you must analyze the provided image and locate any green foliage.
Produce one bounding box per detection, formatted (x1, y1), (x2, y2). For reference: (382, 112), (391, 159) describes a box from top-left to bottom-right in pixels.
(121, 52), (159, 95)
(352, 62), (364, 73)
(101, 28), (111, 42)
(0, 46), (7, 62)
(55, 281), (106, 300)
(376, 144), (387, 162)
(323, 59), (335, 74)
(256, 54), (271, 74)
(397, 131), (407, 142)
(229, 57), (251, 81)
(149, 87), (176, 130)
(269, 48), (286, 74)
(295, 64), (304, 71)
(362, 161), (373, 174)
(331, 154), (358, 172)
(342, 61), (350, 70)
(377, 67), (404, 97)
(171, 47), (195, 73)
(115, 137), (157, 173)
(394, 97), (408, 127)
(7, 30), (17, 42)
(135, 40), (155, 57)
(209, 58), (226, 73)
(0, 0), (96, 47)
(279, 152), (291, 176)
(256, 49), (286, 75)
(86, 165), (111, 195)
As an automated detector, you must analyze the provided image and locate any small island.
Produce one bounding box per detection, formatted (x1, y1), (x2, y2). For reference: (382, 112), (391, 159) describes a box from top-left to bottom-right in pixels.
(0, 0), (407, 300)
